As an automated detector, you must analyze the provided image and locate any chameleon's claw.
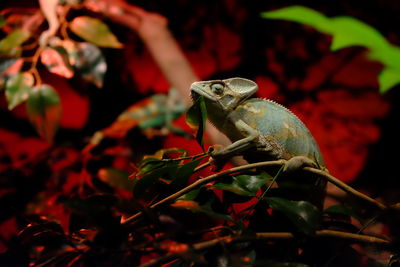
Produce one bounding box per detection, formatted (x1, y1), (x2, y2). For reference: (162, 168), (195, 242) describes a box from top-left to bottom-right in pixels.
(283, 156), (318, 173)
(208, 146), (229, 171)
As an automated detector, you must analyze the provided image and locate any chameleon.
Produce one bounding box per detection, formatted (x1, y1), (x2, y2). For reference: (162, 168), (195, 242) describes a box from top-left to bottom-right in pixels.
(190, 77), (327, 206)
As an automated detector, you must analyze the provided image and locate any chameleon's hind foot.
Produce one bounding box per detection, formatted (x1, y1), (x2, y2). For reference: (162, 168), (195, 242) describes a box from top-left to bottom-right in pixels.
(283, 156), (318, 173)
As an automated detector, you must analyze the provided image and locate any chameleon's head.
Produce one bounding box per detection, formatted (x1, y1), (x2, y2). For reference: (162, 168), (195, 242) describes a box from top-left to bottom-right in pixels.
(190, 77), (258, 111)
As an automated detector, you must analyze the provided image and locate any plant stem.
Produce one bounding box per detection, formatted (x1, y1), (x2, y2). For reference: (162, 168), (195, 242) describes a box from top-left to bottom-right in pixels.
(123, 160), (387, 225)
(304, 167), (387, 210)
(140, 230), (390, 267)
(122, 160), (285, 224)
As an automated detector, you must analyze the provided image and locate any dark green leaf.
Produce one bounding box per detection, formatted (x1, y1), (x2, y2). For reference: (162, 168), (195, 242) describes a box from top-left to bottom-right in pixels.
(266, 197), (321, 235)
(26, 84), (62, 142)
(74, 42), (106, 87)
(262, 6), (400, 92)
(170, 158), (202, 189)
(186, 95), (207, 148)
(178, 188), (201, 201)
(213, 172), (272, 196)
(69, 16), (123, 48)
(0, 16), (5, 28)
(261, 6), (330, 33)
(40, 47), (74, 78)
(324, 205), (362, 222)
(0, 29), (30, 57)
(262, 6), (388, 51)
(98, 168), (134, 191)
(132, 163), (178, 198)
(5, 72), (34, 109)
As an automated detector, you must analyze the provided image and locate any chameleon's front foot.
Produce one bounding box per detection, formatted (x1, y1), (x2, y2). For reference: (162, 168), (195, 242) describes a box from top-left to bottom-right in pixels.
(208, 146), (231, 171)
(283, 156), (318, 173)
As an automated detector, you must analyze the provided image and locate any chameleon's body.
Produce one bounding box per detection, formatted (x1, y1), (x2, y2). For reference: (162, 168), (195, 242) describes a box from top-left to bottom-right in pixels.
(190, 77), (326, 206)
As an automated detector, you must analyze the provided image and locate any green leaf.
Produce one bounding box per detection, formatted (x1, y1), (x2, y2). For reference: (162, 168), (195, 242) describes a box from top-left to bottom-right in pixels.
(329, 16), (389, 51)
(40, 47), (74, 78)
(186, 95), (207, 148)
(266, 197), (321, 235)
(0, 29), (30, 57)
(98, 168), (134, 191)
(170, 158), (202, 189)
(178, 188), (201, 201)
(69, 16), (123, 48)
(262, 6), (388, 51)
(26, 84), (62, 142)
(261, 6), (331, 33)
(213, 172), (272, 196)
(378, 68), (400, 93)
(5, 72), (34, 109)
(74, 42), (106, 87)
(132, 163), (178, 199)
(262, 6), (400, 92)
(324, 205), (362, 222)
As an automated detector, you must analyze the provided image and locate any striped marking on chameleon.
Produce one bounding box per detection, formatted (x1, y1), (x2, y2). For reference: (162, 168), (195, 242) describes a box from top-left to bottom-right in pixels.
(283, 122), (298, 137)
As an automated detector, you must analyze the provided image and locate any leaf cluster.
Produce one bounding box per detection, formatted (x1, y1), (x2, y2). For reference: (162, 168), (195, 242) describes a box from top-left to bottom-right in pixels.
(0, 2), (122, 141)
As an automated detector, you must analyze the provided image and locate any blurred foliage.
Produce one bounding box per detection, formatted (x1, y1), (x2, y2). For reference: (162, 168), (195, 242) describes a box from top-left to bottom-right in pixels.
(0, 0), (122, 141)
(262, 5), (400, 93)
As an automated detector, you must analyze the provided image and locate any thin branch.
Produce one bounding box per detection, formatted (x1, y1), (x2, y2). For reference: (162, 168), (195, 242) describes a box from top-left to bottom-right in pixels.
(140, 230), (390, 267)
(304, 167), (387, 210)
(121, 160), (285, 224)
(122, 160), (387, 225)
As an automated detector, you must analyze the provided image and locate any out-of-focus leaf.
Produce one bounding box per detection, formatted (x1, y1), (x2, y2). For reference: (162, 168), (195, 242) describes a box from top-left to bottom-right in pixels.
(69, 16), (123, 48)
(5, 72), (34, 109)
(266, 197), (321, 235)
(213, 172), (272, 196)
(328, 17), (388, 51)
(40, 47), (74, 78)
(0, 29), (30, 57)
(186, 95), (207, 148)
(178, 188), (201, 201)
(262, 6), (388, 51)
(262, 5), (400, 92)
(98, 168), (134, 191)
(132, 163), (178, 199)
(324, 205), (362, 222)
(74, 42), (106, 87)
(26, 84), (62, 142)
(378, 68), (400, 93)
(261, 6), (330, 33)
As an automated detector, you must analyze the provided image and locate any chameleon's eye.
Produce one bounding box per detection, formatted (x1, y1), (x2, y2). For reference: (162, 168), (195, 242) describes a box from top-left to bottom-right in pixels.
(211, 82), (224, 95)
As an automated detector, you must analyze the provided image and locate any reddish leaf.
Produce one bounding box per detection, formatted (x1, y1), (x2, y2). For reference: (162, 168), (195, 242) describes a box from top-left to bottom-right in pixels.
(26, 84), (62, 142)
(40, 47), (74, 78)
